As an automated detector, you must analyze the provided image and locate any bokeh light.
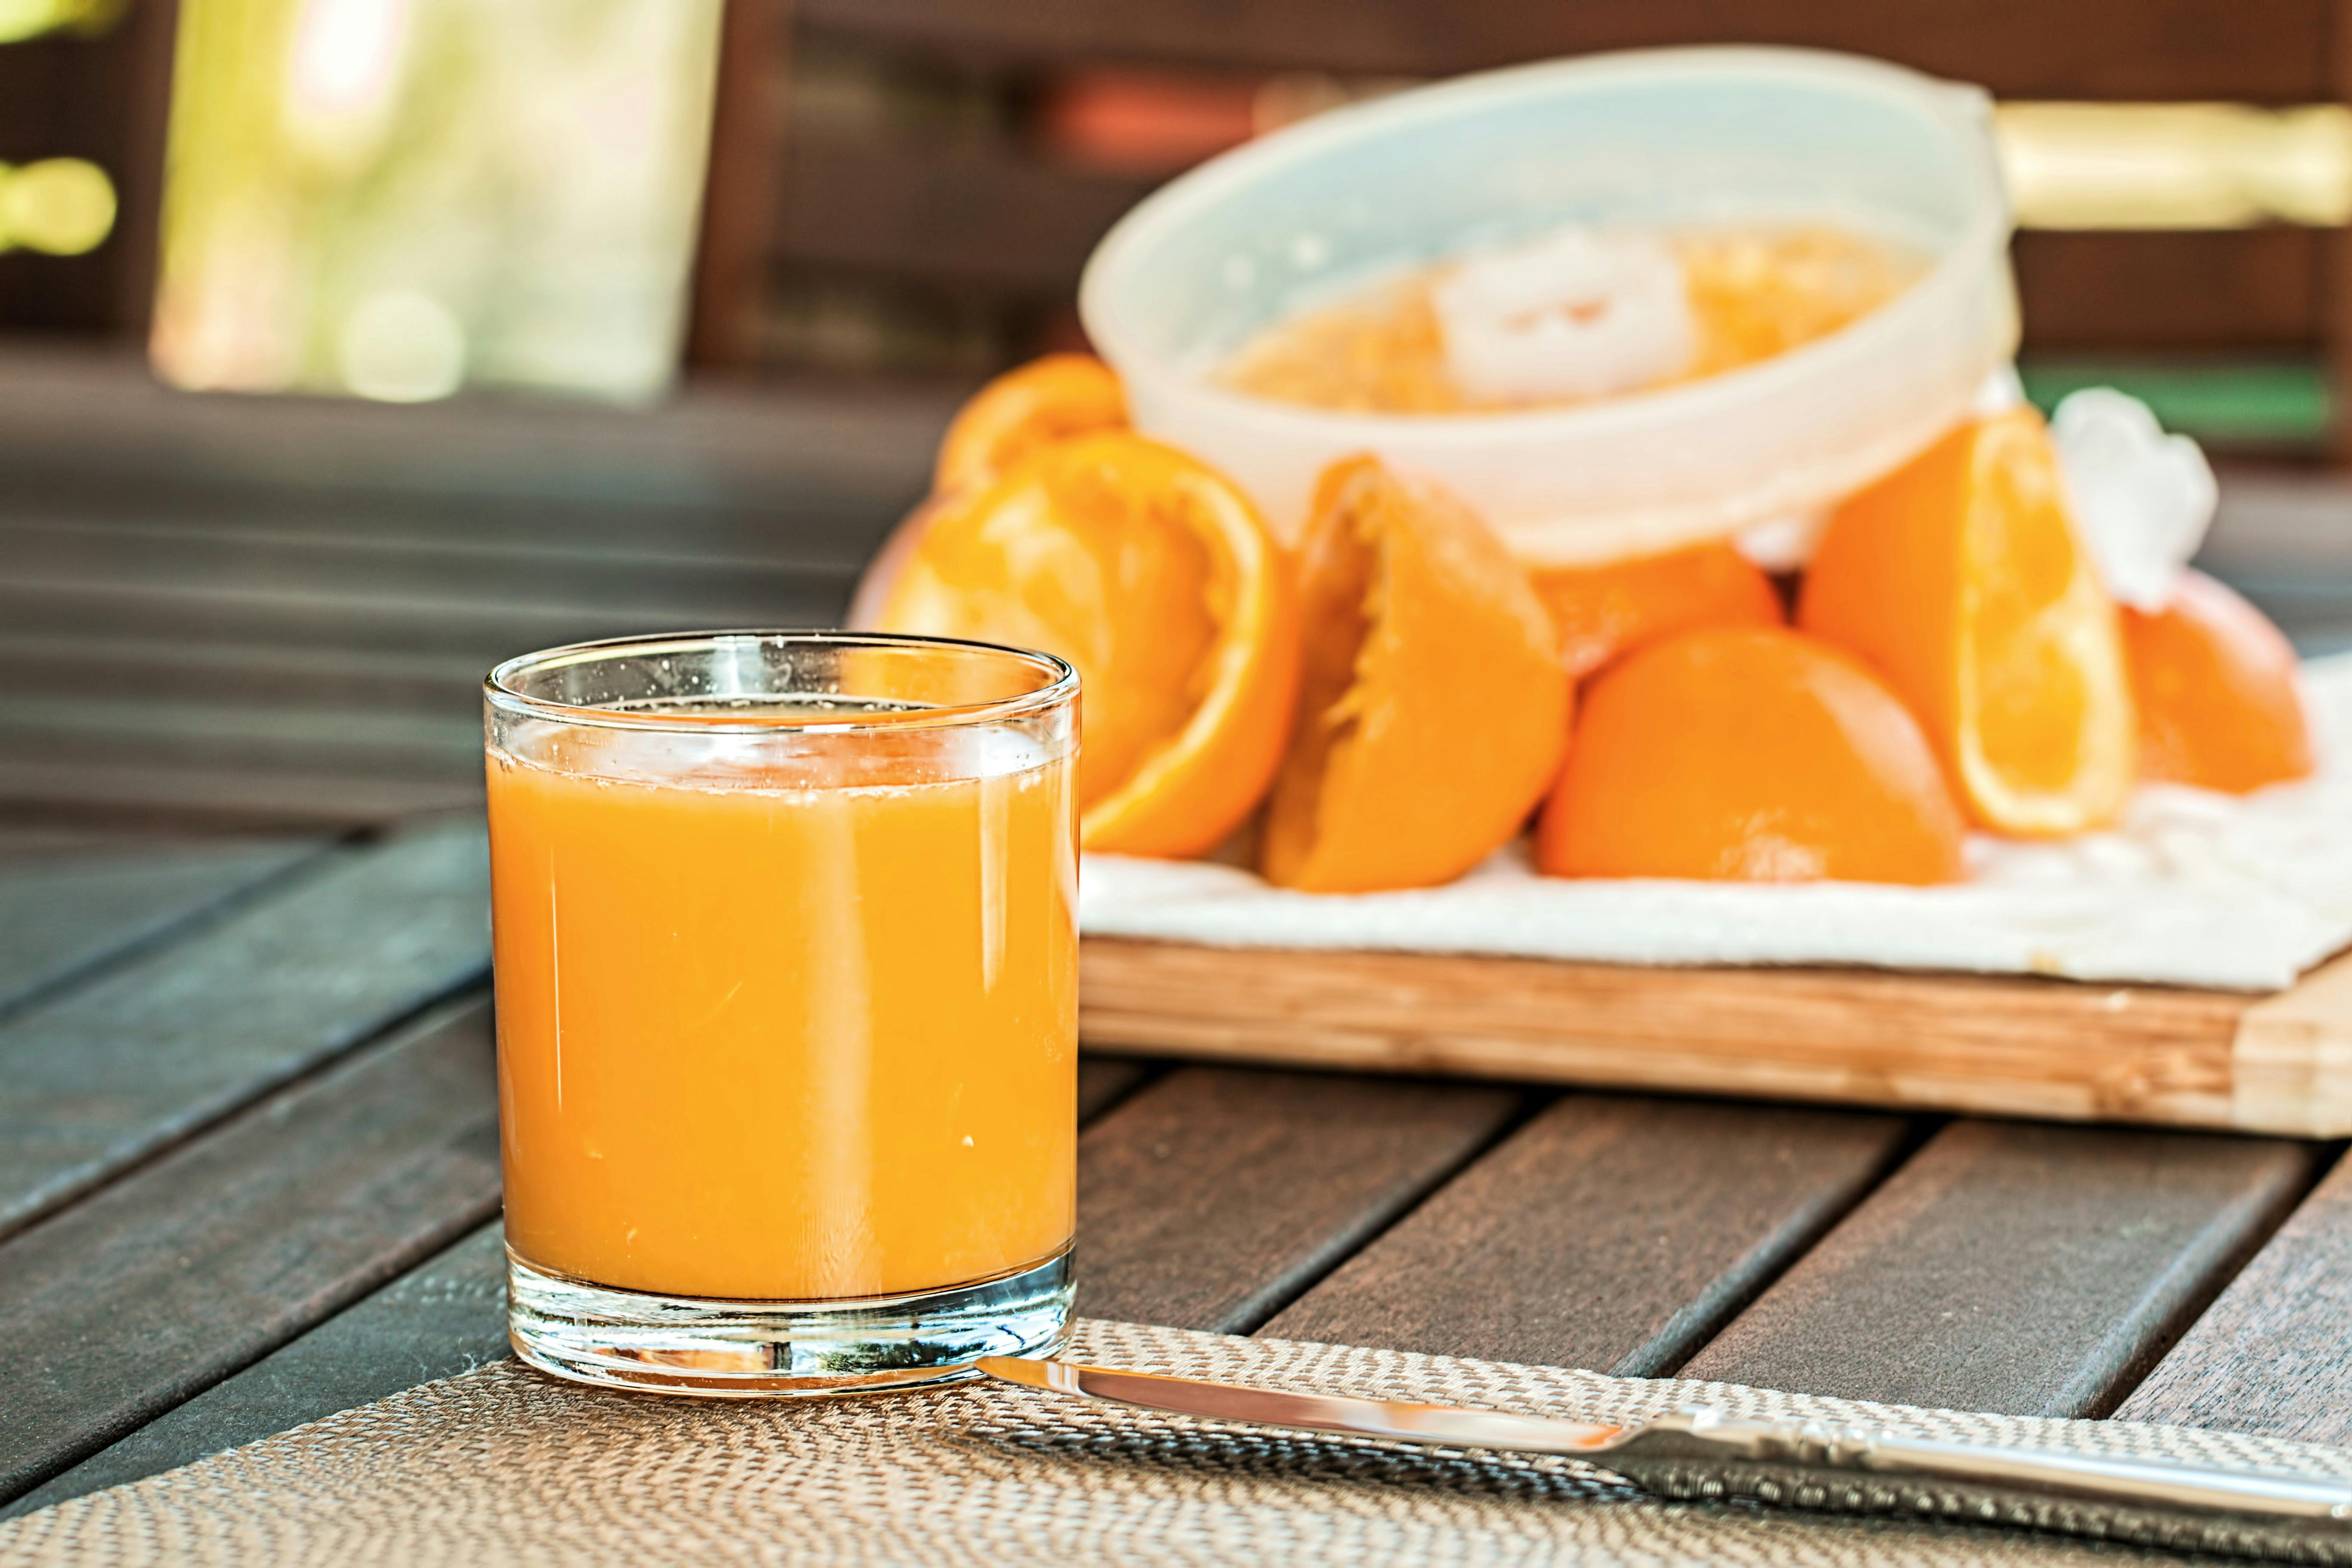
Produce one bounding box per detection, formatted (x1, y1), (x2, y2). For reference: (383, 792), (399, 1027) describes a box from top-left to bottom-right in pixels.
(151, 0), (724, 402)
(0, 159), (119, 256)
(337, 288), (466, 402)
(1997, 103), (2352, 229)
(0, 0), (121, 43)
(283, 0), (412, 168)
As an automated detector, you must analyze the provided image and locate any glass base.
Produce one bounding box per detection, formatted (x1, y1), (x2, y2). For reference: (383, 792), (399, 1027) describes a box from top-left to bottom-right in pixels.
(506, 1243), (1073, 1398)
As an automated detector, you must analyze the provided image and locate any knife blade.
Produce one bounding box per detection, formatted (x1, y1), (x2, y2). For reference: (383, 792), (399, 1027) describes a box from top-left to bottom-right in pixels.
(977, 1356), (2352, 1563)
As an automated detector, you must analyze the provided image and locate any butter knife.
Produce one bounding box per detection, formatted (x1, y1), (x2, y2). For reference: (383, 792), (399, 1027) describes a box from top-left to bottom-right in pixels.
(977, 1356), (2352, 1563)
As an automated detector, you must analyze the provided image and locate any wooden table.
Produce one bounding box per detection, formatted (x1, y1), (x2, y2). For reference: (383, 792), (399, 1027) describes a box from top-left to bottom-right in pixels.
(6, 346), (2352, 1523)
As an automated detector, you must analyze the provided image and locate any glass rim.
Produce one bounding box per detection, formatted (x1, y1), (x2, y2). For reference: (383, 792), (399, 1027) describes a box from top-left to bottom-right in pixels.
(483, 629), (1081, 735)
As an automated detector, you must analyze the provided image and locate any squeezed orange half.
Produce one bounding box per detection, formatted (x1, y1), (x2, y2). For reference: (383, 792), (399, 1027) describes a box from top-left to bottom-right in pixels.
(488, 744), (1077, 1302)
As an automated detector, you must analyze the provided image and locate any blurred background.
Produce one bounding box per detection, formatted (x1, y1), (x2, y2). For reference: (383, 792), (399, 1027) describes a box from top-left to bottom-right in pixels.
(7, 0), (2352, 833)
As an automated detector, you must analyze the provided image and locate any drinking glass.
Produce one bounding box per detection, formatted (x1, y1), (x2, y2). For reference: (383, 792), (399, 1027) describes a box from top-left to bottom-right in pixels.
(484, 631), (1079, 1396)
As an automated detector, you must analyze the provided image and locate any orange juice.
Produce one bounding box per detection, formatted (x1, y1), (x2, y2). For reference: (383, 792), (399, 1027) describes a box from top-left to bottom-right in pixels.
(488, 741), (1077, 1302)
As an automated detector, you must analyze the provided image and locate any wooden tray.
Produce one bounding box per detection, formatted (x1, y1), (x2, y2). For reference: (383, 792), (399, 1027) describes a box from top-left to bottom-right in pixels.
(1078, 938), (2352, 1136)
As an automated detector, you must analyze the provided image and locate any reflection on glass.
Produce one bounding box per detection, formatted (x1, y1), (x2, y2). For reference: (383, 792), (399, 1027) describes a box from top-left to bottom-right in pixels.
(151, 0), (724, 402)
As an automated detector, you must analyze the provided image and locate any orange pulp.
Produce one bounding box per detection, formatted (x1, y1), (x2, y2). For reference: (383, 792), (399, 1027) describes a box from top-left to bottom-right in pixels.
(488, 744), (1077, 1302)
(1218, 226), (1924, 414)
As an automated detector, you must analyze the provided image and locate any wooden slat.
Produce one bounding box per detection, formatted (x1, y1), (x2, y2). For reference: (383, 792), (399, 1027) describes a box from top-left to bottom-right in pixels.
(0, 827), (188, 861)
(777, 132), (1148, 293)
(1677, 1120), (2319, 1416)
(0, 837), (324, 1017)
(1, 490), (894, 570)
(0, 820), (490, 1240)
(0, 554), (853, 664)
(687, 0), (789, 369)
(1076, 1055), (1157, 1121)
(1075, 1066), (1521, 1332)
(2012, 230), (2319, 351)
(1077, 937), (2343, 1133)
(0, 999), (500, 1506)
(8, 1053), (1173, 1516)
(0, 634), (489, 718)
(0, 578), (851, 665)
(2113, 1148), (2352, 1441)
(0, 516), (867, 606)
(0, 695), (481, 783)
(0, 343), (952, 513)
(1260, 1096), (1909, 1375)
(0, 761), (481, 835)
(0, 1221), (510, 1523)
(800, 0), (2331, 97)
(0, 34), (147, 339)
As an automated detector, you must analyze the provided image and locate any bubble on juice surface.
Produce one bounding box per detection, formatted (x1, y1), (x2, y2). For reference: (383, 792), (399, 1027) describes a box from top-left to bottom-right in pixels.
(493, 716), (1063, 797)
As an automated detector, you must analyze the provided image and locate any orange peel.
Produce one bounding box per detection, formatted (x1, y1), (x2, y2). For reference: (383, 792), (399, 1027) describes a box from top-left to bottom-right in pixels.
(1530, 539), (1785, 682)
(933, 353), (1127, 496)
(1537, 625), (1966, 885)
(2124, 568), (2313, 794)
(1260, 456), (1568, 893)
(1798, 408), (2136, 836)
(872, 430), (1299, 858)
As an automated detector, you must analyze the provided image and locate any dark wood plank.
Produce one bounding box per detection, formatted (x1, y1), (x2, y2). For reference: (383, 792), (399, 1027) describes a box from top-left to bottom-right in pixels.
(1677, 1120), (2320, 1417)
(0, 577), (850, 668)
(0, 634), (487, 719)
(1076, 1055), (1156, 1122)
(0, 515), (865, 610)
(1075, 1066), (1521, 1333)
(2114, 1148), (2352, 1441)
(0, 578), (850, 674)
(0, 819), (490, 1240)
(8, 1052), (1173, 1516)
(0, 760), (481, 834)
(3, 463), (900, 562)
(0, 17), (166, 342)
(2013, 230), (2320, 351)
(777, 131), (1148, 294)
(0, 827), (185, 861)
(1079, 935), (2263, 1131)
(686, 0), (788, 370)
(0, 695), (480, 784)
(0, 1222), (510, 1523)
(1260, 1096), (1909, 1375)
(0, 342), (951, 514)
(800, 0), (2331, 100)
(0, 998), (500, 1505)
(0, 837), (324, 1017)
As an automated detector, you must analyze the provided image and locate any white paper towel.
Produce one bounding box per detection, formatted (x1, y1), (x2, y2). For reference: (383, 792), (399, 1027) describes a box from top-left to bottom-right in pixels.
(1079, 655), (2352, 991)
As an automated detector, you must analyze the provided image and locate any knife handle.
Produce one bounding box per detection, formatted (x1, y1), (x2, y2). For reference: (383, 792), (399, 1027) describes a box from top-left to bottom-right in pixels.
(1600, 1413), (2352, 1563)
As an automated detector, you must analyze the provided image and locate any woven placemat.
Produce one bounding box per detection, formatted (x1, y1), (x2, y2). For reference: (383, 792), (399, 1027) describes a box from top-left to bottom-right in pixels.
(7, 1319), (2348, 1566)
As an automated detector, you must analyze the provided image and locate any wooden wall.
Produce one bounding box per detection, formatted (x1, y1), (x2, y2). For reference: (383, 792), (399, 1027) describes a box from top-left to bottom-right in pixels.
(0, 2), (174, 341)
(4, 0), (2348, 449)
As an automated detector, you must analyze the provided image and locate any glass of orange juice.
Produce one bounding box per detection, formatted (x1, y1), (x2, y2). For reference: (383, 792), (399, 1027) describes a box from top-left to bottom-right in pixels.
(484, 631), (1079, 1396)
